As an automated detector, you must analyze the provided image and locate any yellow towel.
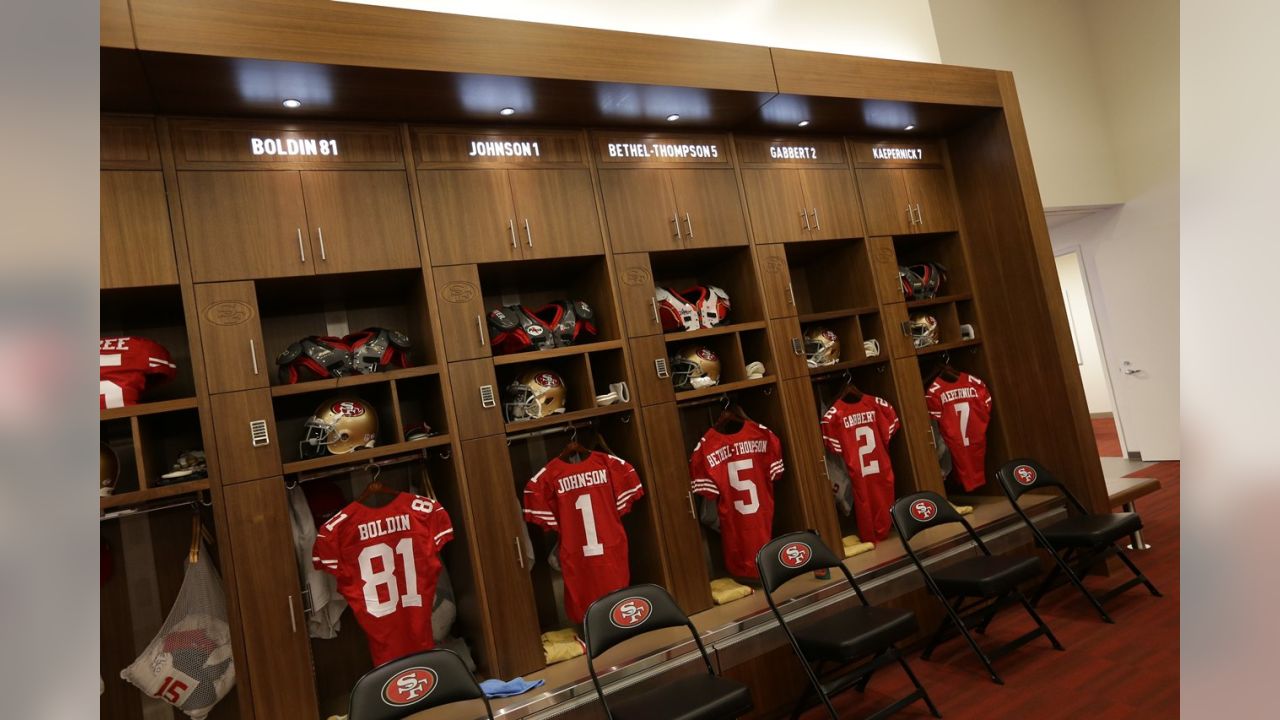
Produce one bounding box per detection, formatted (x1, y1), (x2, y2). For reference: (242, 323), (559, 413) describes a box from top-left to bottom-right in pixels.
(541, 627), (585, 665)
(710, 577), (753, 605)
(951, 503), (974, 516)
(842, 534), (875, 558)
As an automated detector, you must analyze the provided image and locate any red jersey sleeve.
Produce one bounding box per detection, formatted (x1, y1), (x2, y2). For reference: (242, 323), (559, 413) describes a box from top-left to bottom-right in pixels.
(689, 438), (719, 498)
(312, 508), (349, 577)
(764, 425), (785, 482)
(820, 405), (843, 455)
(428, 500), (454, 551)
(606, 454), (645, 516)
(976, 377), (993, 411)
(522, 467), (558, 531)
(876, 396), (901, 440)
(925, 381), (943, 419)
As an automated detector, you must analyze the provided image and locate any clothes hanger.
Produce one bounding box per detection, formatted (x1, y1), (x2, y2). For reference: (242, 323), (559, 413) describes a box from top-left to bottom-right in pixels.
(356, 462), (400, 505)
(557, 424), (590, 463)
(589, 428), (616, 456)
(188, 510), (201, 564)
(837, 369), (863, 402)
(714, 395), (747, 433)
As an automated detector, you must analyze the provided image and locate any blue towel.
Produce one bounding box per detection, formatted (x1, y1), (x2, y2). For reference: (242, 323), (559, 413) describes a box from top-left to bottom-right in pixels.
(480, 677), (545, 698)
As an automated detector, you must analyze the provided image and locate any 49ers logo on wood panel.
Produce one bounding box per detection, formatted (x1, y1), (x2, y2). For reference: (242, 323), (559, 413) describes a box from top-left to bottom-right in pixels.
(910, 498), (938, 522)
(609, 597), (653, 628)
(1014, 465), (1038, 486)
(381, 667), (438, 707)
(778, 541), (812, 568)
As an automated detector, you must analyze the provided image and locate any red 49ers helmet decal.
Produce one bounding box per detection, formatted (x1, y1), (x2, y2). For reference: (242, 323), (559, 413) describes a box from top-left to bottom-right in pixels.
(909, 498), (939, 522)
(536, 372), (561, 388)
(609, 596), (653, 629)
(778, 541), (812, 568)
(1014, 465), (1038, 486)
(381, 667), (438, 707)
(332, 400), (365, 417)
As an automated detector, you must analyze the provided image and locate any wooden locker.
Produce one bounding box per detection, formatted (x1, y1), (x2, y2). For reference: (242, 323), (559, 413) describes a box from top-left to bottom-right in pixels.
(432, 265), (491, 362)
(597, 168), (680, 253)
(447, 358), (505, 439)
(210, 389), (282, 484)
(194, 281), (269, 394)
(865, 236), (907, 305)
(755, 243), (798, 319)
(778, 377), (841, 550)
(223, 477), (319, 720)
(881, 302), (917, 360)
(417, 169), (521, 265)
(629, 334), (677, 406)
(799, 168), (865, 241)
(769, 316), (809, 380)
(100, 170), (179, 288)
(855, 168), (913, 236)
(905, 168), (959, 234)
(739, 168), (808, 243)
(669, 168), (750, 248)
(299, 171), (421, 274)
(179, 171), (314, 282)
(613, 253), (664, 338)
(890, 357), (946, 496)
(508, 168), (604, 260)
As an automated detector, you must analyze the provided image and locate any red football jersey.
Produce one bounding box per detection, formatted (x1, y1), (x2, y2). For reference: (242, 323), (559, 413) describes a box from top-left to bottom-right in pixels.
(523, 452), (644, 623)
(925, 372), (993, 492)
(99, 337), (176, 409)
(689, 421), (784, 579)
(821, 394), (900, 542)
(313, 493), (453, 666)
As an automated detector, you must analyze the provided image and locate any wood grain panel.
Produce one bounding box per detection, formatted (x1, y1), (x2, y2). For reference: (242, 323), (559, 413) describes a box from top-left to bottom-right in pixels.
(799, 167), (864, 241)
(100, 171), (179, 288)
(417, 169), (521, 266)
(907, 168), (959, 234)
(771, 48), (1002, 106)
(170, 118), (404, 170)
(855, 168), (912, 236)
(670, 168), (750, 248)
(754, 243), (797, 319)
(734, 135), (847, 167)
(597, 168), (679, 254)
(413, 127), (586, 168)
(778, 377), (841, 549)
(100, 0), (135, 49)
(740, 168), (808, 244)
(888, 357), (944, 496)
(881, 302), (916, 360)
(629, 335), (677, 406)
(613, 253), (662, 338)
(194, 282), (269, 394)
(508, 169), (604, 260)
(210, 389), (282, 483)
(769, 316), (808, 380)
(101, 116), (161, 169)
(299, 170), (422, 273)
(432, 265), (490, 363)
(446, 359), (505, 440)
(865, 236), (907, 305)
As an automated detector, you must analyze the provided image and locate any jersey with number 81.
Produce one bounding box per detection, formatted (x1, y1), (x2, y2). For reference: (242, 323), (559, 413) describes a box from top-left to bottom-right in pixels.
(690, 421), (784, 579)
(926, 371), (993, 492)
(313, 493), (453, 666)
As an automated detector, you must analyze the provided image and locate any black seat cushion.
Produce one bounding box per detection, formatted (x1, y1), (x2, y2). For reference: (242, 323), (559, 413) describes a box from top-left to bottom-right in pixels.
(793, 606), (917, 662)
(1040, 512), (1142, 547)
(611, 672), (752, 720)
(932, 555), (1041, 597)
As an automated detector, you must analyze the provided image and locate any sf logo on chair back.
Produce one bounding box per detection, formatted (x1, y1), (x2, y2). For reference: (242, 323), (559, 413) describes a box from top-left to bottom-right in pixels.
(1014, 465), (1038, 486)
(910, 499), (938, 522)
(381, 667), (438, 707)
(778, 541), (812, 568)
(609, 597), (653, 628)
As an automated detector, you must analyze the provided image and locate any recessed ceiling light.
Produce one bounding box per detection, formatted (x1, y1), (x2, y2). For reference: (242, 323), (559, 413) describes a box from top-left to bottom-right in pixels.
(904, 124), (916, 131)
(666, 114), (681, 122)
(282, 99), (302, 109)
(499, 107), (516, 116)
(797, 120), (810, 128)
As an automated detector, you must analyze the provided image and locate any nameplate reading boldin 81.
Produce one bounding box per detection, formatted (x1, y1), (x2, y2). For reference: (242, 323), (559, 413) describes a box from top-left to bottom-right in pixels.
(250, 136), (340, 156)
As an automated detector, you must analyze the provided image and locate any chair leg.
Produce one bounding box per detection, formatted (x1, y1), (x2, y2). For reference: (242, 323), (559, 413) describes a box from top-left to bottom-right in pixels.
(1013, 589), (1064, 651)
(894, 649), (941, 718)
(1030, 554), (1065, 607)
(973, 592), (1006, 634)
(939, 594), (1004, 684)
(1114, 546), (1163, 597)
(921, 597), (963, 660)
(1054, 547), (1116, 623)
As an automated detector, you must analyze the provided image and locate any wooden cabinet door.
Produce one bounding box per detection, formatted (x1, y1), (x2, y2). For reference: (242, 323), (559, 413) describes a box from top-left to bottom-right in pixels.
(210, 389), (282, 483)
(770, 316), (809, 380)
(641, 404), (713, 613)
(906, 168), (958, 234)
(865, 236), (906, 305)
(855, 168), (912, 236)
(417, 169), (520, 266)
(597, 168), (680, 253)
(460, 437), (544, 677)
(629, 335), (677, 406)
(739, 168), (809, 243)
(447, 358), (506, 439)
(881, 302), (917, 360)
(670, 169), (750, 248)
(101, 171), (178, 288)
(889, 357), (946, 496)
(800, 168), (865, 241)
(779, 377), (842, 550)
(756, 243), (797, 319)
(223, 477), (319, 720)
(299, 171), (421, 274)
(508, 169), (604, 260)
(195, 282), (268, 394)
(614, 253), (663, 338)
(432, 265), (491, 362)
(180, 171), (314, 282)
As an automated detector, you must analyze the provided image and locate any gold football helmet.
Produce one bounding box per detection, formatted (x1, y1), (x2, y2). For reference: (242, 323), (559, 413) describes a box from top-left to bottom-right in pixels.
(670, 345), (722, 391)
(803, 326), (841, 367)
(505, 368), (568, 422)
(100, 443), (119, 497)
(301, 396), (379, 458)
(908, 314), (940, 349)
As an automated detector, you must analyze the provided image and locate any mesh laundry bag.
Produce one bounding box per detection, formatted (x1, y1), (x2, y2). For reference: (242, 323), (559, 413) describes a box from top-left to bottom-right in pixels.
(121, 544), (236, 719)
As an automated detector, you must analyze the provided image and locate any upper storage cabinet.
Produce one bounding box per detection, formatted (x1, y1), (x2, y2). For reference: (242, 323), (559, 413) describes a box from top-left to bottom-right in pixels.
(170, 119), (420, 282)
(735, 136), (865, 244)
(101, 116), (179, 289)
(851, 140), (958, 236)
(594, 132), (749, 253)
(412, 128), (604, 266)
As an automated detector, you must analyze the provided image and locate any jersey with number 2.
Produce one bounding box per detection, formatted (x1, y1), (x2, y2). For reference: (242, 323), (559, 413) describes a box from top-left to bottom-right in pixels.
(926, 372), (993, 492)
(690, 421), (784, 579)
(313, 493), (453, 666)
(821, 394), (900, 542)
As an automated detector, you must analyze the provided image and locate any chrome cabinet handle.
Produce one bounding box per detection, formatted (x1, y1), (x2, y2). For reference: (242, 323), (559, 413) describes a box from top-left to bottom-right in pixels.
(927, 431), (936, 449)
(287, 595), (298, 633)
(785, 283), (796, 306)
(801, 208), (811, 231)
(296, 228), (306, 262)
(650, 297), (660, 325)
(671, 214), (682, 240)
(514, 537), (525, 569)
(684, 212), (694, 238)
(476, 315), (487, 347)
(508, 218), (517, 248)
(914, 203), (924, 225)
(524, 218), (533, 247)
(686, 491), (696, 517)
(811, 207), (821, 230)
(249, 339), (259, 375)
(316, 227), (327, 261)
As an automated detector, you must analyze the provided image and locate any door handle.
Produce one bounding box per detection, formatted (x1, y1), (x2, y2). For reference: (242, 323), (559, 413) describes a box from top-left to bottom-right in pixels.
(476, 314), (487, 347)
(671, 214), (683, 240)
(1120, 361), (1143, 375)
(905, 205), (914, 226)
(785, 283), (796, 306)
(650, 297), (661, 325)
(249, 339), (259, 376)
(913, 203), (924, 226)
(316, 227), (327, 261)
(684, 212), (694, 238)
(927, 430), (936, 449)
(801, 208), (811, 231)
(296, 228), (306, 262)
(524, 218), (533, 248)
(514, 536), (525, 569)
(811, 207), (821, 230)
(287, 595), (298, 633)
(686, 491), (697, 517)
(508, 218), (517, 249)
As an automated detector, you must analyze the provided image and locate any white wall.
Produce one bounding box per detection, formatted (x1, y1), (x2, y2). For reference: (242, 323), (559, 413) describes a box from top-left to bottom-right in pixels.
(339, 0), (942, 63)
(1054, 251), (1112, 415)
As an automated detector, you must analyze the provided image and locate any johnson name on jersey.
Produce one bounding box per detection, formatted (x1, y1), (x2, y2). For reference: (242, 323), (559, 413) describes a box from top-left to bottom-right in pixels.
(523, 452), (644, 624)
(313, 493), (453, 666)
(821, 394), (900, 542)
(689, 421), (784, 579)
(925, 371), (993, 492)
(99, 336), (176, 409)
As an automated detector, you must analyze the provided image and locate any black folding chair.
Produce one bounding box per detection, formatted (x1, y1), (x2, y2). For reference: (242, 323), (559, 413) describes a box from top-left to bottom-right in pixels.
(583, 583), (753, 720)
(890, 492), (1063, 685)
(995, 458), (1162, 623)
(348, 648), (494, 720)
(756, 531), (940, 720)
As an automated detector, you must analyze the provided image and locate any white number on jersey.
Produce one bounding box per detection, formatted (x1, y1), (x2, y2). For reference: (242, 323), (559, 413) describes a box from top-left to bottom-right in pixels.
(855, 426), (880, 476)
(728, 459), (759, 515)
(954, 402), (971, 447)
(100, 353), (124, 408)
(357, 537), (423, 618)
(573, 494), (605, 557)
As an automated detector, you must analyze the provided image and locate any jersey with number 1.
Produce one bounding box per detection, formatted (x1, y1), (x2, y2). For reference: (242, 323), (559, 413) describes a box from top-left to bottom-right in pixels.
(821, 394), (900, 542)
(690, 421), (784, 579)
(926, 372), (993, 492)
(313, 493), (453, 666)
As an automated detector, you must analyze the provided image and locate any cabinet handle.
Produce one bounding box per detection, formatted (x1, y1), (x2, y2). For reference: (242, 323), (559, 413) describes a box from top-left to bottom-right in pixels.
(905, 205), (914, 226)
(514, 537), (525, 569)
(914, 203), (924, 226)
(524, 218), (533, 248)
(316, 227), (327, 261)
(684, 212), (694, 238)
(671, 214), (683, 240)
(249, 339), (259, 376)
(785, 283), (796, 306)
(296, 228), (306, 262)
(801, 208), (811, 231)
(791, 337), (804, 355)
(287, 595), (298, 634)
(686, 491), (697, 517)
(475, 315), (487, 347)
(811, 207), (821, 230)
(650, 297), (661, 325)
(927, 430), (936, 449)
(508, 218), (518, 249)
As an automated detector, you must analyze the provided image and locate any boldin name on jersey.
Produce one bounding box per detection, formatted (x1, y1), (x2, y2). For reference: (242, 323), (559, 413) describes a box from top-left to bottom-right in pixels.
(356, 513), (411, 541)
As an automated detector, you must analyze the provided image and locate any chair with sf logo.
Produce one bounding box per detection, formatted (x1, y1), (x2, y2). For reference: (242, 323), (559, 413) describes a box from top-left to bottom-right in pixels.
(583, 584), (753, 719)
(994, 458), (1162, 623)
(756, 531), (940, 720)
(890, 492), (1064, 685)
(348, 648), (494, 720)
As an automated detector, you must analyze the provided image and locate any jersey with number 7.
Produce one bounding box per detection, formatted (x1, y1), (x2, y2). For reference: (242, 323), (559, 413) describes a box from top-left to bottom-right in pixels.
(926, 372), (993, 492)
(313, 493), (453, 666)
(690, 421), (784, 579)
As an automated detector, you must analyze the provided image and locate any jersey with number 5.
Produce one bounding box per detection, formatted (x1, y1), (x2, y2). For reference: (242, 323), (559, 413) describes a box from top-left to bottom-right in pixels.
(690, 421), (784, 579)
(522, 452), (644, 623)
(99, 336), (176, 409)
(313, 493), (453, 666)
(926, 372), (993, 492)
